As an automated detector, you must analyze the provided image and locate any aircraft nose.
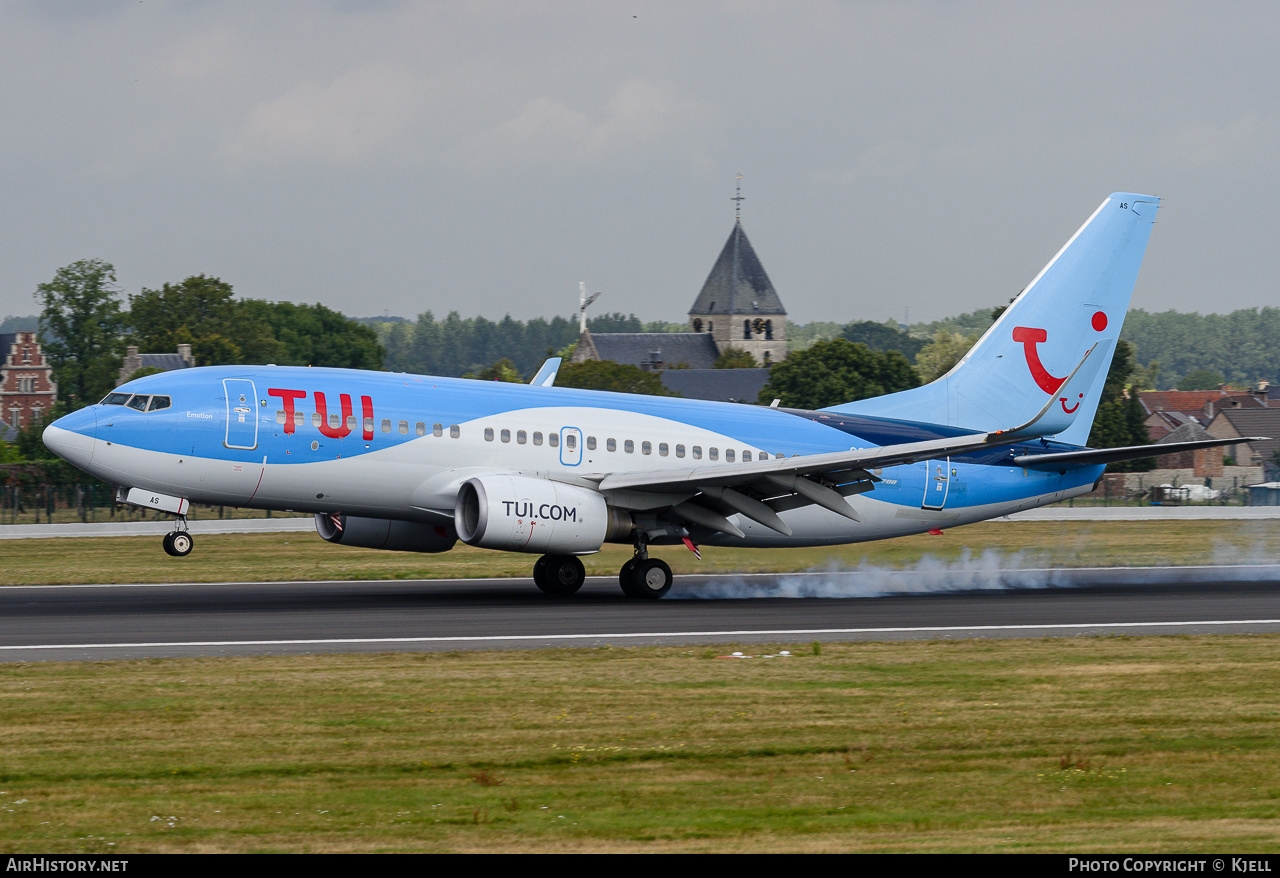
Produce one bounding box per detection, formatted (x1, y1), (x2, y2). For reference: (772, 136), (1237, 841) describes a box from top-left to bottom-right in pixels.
(43, 408), (96, 470)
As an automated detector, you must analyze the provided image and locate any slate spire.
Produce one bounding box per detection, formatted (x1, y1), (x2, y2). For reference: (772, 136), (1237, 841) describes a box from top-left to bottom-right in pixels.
(688, 220), (787, 317)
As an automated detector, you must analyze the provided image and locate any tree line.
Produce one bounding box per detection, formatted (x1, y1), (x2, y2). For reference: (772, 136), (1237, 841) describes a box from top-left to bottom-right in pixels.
(372, 311), (683, 380)
(33, 259), (384, 413)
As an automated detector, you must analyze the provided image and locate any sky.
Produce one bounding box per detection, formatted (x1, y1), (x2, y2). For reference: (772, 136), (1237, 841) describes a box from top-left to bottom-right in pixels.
(1, 1), (1276, 327)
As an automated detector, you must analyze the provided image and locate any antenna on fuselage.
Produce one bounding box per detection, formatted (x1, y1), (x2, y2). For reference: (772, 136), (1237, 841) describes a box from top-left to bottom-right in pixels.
(578, 281), (601, 333)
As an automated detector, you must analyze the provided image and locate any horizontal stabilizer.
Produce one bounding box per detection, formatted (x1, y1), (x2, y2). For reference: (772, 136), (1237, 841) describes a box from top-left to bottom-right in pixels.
(1012, 437), (1269, 469)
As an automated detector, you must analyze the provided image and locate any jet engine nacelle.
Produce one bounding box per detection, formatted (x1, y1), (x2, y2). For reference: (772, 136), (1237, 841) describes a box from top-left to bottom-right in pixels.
(454, 474), (625, 555)
(315, 513), (457, 553)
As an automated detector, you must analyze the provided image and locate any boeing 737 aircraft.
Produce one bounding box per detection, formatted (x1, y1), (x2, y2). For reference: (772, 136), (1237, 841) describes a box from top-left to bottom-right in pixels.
(43, 193), (1257, 598)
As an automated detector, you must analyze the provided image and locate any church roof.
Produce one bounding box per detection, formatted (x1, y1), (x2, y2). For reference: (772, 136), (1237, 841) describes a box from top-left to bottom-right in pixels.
(658, 368), (770, 403)
(688, 220), (786, 317)
(136, 352), (194, 372)
(589, 333), (720, 370)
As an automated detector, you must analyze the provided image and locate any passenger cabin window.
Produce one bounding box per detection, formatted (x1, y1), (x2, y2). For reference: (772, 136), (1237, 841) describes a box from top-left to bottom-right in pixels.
(450, 425), (460, 438)
(399, 420), (409, 434)
(709, 447), (719, 461)
(725, 449), (735, 462)
(675, 444), (685, 458)
(432, 423), (443, 437)
(566, 433), (576, 450)
(294, 411), (303, 426)
(586, 436), (597, 451)
(381, 419), (392, 433)
(607, 438), (616, 452)
(313, 413), (323, 428)
(364, 417), (374, 433)
(416, 422), (426, 436)
(500, 428), (511, 443)
(642, 441), (652, 455)
(659, 443), (669, 457)
(549, 433), (559, 448)
(484, 428), (494, 442)
(692, 446), (702, 460)
(533, 431), (543, 445)
(517, 430), (527, 444)
(624, 440), (634, 454)
(276, 410), (286, 424)
(742, 450), (752, 462)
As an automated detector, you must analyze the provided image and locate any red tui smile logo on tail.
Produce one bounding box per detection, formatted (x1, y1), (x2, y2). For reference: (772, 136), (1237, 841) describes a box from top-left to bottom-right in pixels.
(1013, 311), (1108, 410)
(1011, 326), (1065, 394)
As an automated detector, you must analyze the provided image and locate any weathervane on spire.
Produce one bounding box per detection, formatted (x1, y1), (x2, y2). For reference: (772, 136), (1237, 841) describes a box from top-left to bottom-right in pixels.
(732, 174), (745, 220)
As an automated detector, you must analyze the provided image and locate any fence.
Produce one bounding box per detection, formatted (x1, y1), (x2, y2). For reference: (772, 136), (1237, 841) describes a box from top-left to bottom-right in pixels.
(0, 484), (277, 526)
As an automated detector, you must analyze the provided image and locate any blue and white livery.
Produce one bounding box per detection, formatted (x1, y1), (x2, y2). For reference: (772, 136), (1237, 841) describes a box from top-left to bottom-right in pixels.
(43, 193), (1252, 598)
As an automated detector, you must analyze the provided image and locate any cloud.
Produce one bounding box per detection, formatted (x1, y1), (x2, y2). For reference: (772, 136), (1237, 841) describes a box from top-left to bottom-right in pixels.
(466, 78), (717, 170)
(218, 64), (440, 165)
(1158, 112), (1277, 168)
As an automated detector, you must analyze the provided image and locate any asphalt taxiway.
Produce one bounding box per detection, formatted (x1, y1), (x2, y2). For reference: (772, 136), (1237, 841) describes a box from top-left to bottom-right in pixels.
(2, 565), (1279, 661)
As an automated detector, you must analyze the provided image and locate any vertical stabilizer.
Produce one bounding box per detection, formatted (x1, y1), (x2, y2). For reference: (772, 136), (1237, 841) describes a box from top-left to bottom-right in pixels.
(830, 193), (1159, 446)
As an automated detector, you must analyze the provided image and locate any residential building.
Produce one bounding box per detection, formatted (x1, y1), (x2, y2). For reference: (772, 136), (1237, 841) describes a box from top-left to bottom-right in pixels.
(0, 331), (57, 431)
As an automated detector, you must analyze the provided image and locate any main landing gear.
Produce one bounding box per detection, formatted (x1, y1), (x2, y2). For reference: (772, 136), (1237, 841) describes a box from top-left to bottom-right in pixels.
(162, 519), (193, 557)
(531, 534), (675, 600)
(532, 553), (586, 596)
(619, 534), (672, 600)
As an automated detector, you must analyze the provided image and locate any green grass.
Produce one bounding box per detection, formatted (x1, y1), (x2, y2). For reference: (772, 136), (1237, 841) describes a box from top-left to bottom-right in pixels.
(1, 638), (1279, 852)
(2, 519), (1278, 585)
(1, 520), (1277, 851)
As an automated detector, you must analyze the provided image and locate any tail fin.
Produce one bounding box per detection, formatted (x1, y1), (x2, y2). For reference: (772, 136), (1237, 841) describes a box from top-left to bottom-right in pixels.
(830, 192), (1159, 445)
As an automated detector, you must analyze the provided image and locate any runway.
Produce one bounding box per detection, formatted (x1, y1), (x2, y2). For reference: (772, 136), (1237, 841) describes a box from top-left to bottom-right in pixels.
(3, 565), (1280, 661)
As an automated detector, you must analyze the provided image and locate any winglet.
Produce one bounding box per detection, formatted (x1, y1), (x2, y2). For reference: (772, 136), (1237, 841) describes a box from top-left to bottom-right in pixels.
(992, 339), (1112, 441)
(529, 357), (562, 387)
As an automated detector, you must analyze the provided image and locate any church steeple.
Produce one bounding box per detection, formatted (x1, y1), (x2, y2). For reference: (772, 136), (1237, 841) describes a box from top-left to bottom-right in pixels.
(687, 180), (788, 366)
(687, 220), (787, 318)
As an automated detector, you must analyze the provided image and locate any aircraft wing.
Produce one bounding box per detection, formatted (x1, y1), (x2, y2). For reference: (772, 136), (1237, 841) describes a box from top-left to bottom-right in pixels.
(1011, 436), (1269, 469)
(591, 430), (1014, 537)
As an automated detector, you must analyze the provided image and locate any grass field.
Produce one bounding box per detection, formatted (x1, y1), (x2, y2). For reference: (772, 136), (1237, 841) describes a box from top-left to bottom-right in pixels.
(3, 519), (1280, 586)
(0, 637), (1278, 852)
(1, 520), (1278, 852)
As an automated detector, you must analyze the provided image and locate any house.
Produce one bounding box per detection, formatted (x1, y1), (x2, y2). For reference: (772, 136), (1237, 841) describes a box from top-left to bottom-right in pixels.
(1153, 422), (1224, 477)
(0, 331), (58, 431)
(117, 343), (196, 386)
(1205, 407), (1280, 474)
(1138, 388), (1268, 441)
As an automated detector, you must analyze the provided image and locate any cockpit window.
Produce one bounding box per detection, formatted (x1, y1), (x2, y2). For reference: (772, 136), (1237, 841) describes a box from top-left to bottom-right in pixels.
(125, 395), (150, 411)
(147, 396), (171, 412)
(101, 392), (132, 406)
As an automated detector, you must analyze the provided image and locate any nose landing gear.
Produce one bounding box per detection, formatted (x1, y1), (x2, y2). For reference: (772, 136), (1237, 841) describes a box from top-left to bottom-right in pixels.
(162, 519), (193, 557)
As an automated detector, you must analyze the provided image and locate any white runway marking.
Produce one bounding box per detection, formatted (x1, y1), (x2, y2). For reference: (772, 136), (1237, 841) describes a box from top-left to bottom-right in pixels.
(1, 563), (1279, 590)
(4, 619), (1280, 651)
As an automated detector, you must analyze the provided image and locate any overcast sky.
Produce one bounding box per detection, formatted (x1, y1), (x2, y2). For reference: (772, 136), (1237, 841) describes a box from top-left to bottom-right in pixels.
(2, 1), (1276, 327)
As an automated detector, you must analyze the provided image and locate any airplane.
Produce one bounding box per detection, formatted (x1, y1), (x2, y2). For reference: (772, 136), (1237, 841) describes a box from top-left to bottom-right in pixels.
(42, 192), (1261, 599)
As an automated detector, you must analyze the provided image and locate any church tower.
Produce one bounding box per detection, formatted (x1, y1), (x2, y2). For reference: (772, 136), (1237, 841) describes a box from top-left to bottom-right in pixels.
(687, 216), (788, 366)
